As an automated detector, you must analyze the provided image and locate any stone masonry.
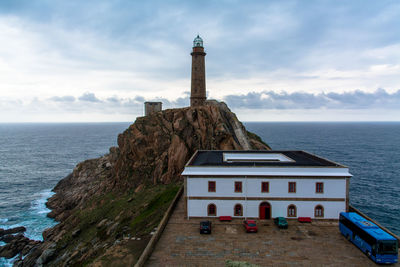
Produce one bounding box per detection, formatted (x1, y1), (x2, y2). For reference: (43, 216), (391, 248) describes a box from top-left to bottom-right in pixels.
(190, 35), (206, 107)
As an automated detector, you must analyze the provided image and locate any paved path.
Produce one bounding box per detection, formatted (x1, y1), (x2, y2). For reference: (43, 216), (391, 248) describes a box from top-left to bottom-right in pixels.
(147, 197), (399, 266)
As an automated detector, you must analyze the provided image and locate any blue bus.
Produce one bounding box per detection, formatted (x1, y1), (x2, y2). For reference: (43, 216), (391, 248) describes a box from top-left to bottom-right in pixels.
(339, 212), (398, 264)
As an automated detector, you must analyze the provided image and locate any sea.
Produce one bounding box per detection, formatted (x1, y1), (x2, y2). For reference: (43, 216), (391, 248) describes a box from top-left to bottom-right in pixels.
(0, 122), (399, 265)
(0, 123), (130, 266)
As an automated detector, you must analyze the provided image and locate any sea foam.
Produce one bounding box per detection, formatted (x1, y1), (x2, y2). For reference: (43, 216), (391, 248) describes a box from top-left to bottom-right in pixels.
(0, 189), (58, 241)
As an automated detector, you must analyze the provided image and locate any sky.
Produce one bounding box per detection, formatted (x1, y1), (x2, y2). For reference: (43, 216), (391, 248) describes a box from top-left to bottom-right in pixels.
(0, 0), (399, 122)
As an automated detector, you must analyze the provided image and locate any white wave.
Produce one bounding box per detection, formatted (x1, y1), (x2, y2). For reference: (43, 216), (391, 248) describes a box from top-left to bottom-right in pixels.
(0, 254), (19, 267)
(29, 189), (55, 215)
(3, 189), (59, 241)
(0, 218), (8, 223)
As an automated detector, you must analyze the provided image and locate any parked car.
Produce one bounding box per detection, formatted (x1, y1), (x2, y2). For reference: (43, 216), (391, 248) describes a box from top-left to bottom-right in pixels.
(274, 217), (288, 229)
(200, 221), (212, 234)
(243, 220), (258, 233)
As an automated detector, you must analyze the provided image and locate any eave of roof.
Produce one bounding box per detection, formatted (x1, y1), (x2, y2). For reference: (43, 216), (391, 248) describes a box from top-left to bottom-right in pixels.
(182, 166), (352, 177)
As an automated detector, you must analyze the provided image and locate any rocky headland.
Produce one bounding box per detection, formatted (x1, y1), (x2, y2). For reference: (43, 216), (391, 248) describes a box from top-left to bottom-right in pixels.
(2, 101), (270, 266)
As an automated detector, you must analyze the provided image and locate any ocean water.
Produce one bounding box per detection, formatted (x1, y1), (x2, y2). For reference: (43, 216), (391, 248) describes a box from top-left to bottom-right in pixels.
(0, 123), (130, 239)
(0, 122), (399, 265)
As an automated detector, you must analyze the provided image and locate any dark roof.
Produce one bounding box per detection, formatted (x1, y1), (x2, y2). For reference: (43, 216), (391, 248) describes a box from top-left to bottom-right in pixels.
(188, 150), (345, 168)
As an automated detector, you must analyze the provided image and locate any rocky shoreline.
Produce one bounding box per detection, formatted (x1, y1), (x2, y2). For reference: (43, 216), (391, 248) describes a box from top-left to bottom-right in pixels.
(1, 101), (270, 266)
(0, 227), (41, 263)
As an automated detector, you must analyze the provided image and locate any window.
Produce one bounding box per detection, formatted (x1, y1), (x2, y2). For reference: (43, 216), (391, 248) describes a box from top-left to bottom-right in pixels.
(208, 181), (216, 192)
(287, 204), (297, 217)
(261, 182), (269, 193)
(288, 182), (296, 193)
(234, 204), (243, 216)
(316, 182), (324, 193)
(315, 205), (324, 217)
(208, 204), (216, 216)
(234, 181), (242, 193)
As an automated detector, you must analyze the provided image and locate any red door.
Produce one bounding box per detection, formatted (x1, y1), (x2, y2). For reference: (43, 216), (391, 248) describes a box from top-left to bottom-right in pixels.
(259, 202), (271, 219)
(259, 205), (266, 219)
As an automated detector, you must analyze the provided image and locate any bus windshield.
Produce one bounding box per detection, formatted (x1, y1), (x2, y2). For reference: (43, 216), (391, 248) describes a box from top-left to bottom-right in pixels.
(378, 241), (398, 254)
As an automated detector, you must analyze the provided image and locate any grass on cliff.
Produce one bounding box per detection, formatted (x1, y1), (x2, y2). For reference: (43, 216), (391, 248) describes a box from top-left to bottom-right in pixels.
(129, 184), (180, 233)
(55, 183), (181, 265)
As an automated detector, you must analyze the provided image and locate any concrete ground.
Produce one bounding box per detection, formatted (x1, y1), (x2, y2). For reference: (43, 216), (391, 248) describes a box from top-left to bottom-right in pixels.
(147, 197), (399, 266)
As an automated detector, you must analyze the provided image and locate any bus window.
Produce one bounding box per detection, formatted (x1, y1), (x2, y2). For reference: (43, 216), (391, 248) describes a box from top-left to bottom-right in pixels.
(379, 241), (398, 254)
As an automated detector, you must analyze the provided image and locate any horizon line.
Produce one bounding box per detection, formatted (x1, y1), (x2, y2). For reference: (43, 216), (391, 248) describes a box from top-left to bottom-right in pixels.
(1, 121), (400, 124)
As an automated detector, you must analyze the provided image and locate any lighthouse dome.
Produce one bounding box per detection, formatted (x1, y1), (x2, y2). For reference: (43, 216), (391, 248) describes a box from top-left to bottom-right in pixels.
(193, 35), (203, 47)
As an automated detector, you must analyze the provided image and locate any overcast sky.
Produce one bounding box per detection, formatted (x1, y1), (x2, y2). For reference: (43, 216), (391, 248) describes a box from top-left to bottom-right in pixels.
(0, 0), (399, 122)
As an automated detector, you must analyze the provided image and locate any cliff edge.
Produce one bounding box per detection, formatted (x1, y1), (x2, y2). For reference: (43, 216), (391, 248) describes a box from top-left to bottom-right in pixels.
(16, 101), (269, 266)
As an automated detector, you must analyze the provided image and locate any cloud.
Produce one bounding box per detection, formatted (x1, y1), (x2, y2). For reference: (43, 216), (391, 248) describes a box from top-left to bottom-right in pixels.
(1, 89), (400, 122)
(78, 92), (101, 102)
(1, 1), (400, 122)
(15, 89), (400, 114)
(49, 95), (75, 102)
(44, 91), (190, 114)
(2, 1), (399, 81)
(133, 96), (145, 103)
(224, 89), (400, 110)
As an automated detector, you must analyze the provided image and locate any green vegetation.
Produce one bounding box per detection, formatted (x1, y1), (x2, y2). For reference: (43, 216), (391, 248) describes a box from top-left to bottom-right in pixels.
(55, 183), (181, 266)
(130, 184), (180, 234)
(55, 232), (72, 250)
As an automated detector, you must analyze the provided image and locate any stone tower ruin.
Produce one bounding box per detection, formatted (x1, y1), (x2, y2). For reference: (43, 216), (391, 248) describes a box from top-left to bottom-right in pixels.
(190, 35), (206, 107)
(144, 101), (162, 116)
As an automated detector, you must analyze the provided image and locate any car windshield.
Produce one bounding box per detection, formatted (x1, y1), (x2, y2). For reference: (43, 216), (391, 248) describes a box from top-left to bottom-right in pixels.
(248, 223), (256, 227)
(378, 241), (398, 254)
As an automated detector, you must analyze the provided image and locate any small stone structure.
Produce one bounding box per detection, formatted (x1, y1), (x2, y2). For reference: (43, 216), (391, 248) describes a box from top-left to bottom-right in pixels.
(144, 102), (162, 116)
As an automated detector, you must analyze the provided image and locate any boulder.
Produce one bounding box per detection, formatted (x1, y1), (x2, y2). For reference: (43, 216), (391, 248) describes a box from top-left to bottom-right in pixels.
(36, 248), (56, 265)
(0, 226), (26, 238)
(71, 228), (81, 237)
(0, 234), (30, 258)
(96, 219), (109, 229)
(0, 234), (14, 243)
(106, 223), (119, 236)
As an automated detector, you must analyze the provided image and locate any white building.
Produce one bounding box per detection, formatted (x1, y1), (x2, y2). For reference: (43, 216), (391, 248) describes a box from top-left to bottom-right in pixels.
(182, 150), (352, 219)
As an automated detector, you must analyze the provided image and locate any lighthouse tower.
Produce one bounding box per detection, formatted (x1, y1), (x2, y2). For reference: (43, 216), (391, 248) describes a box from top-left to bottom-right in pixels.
(190, 35), (206, 107)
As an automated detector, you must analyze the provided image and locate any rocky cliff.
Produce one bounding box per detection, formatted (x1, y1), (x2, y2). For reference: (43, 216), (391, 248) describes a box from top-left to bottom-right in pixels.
(12, 101), (269, 266)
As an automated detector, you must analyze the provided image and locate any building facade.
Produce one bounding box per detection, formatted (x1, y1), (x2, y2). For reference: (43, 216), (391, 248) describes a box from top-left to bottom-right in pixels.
(190, 35), (207, 107)
(182, 151), (352, 219)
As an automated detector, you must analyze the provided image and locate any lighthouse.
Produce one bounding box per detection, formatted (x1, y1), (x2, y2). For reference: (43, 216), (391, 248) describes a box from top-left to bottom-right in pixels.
(190, 35), (206, 107)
